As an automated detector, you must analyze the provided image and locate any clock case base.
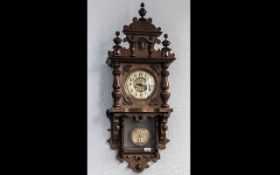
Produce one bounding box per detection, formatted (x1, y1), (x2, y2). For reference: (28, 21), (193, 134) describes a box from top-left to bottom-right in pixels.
(107, 109), (172, 172)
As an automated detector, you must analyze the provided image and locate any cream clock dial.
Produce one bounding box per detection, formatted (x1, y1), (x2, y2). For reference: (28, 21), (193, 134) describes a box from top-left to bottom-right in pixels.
(125, 70), (155, 100)
(130, 127), (150, 146)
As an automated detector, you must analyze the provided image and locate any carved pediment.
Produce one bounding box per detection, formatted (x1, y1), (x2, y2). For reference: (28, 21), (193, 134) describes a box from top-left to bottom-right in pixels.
(107, 3), (175, 62)
(123, 2), (161, 35)
(123, 17), (162, 35)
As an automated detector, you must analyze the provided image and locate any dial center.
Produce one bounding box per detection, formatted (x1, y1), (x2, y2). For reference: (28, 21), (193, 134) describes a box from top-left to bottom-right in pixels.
(133, 77), (147, 92)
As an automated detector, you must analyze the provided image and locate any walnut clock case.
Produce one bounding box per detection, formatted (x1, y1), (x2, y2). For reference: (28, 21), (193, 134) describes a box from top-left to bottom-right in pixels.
(106, 3), (176, 173)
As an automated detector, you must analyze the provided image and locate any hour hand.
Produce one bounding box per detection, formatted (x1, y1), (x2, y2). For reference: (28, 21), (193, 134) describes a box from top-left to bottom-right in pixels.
(136, 83), (144, 87)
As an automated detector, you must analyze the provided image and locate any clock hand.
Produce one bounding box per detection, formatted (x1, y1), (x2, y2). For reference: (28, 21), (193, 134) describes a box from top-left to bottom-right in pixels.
(136, 83), (144, 87)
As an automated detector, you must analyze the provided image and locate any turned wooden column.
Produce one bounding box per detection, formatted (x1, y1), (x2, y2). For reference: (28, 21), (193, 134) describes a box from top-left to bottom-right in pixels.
(158, 112), (170, 149)
(112, 62), (121, 107)
(107, 111), (121, 150)
(161, 63), (170, 108)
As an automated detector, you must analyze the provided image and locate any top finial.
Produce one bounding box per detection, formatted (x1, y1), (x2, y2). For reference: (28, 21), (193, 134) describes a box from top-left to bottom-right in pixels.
(138, 2), (147, 21)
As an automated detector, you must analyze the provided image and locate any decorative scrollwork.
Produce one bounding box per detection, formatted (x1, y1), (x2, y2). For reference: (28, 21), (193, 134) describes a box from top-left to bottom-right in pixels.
(117, 152), (160, 173)
(148, 97), (160, 106)
(150, 64), (160, 76)
(122, 65), (132, 74)
(123, 95), (133, 105)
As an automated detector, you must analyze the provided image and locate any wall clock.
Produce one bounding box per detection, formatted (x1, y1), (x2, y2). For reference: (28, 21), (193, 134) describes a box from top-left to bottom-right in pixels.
(106, 3), (176, 173)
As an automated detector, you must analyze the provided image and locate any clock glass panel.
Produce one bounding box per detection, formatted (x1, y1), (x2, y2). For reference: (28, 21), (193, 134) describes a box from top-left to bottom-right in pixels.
(125, 70), (155, 100)
(122, 117), (156, 153)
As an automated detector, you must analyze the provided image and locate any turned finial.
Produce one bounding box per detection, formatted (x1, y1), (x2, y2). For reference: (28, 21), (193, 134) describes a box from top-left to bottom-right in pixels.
(112, 31), (122, 56)
(138, 2), (147, 21)
(162, 34), (171, 47)
(161, 33), (172, 57)
(113, 31), (122, 45)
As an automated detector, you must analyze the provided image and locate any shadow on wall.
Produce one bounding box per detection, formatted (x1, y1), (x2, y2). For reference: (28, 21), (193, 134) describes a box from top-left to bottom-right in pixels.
(97, 63), (122, 160)
(95, 62), (113, 145)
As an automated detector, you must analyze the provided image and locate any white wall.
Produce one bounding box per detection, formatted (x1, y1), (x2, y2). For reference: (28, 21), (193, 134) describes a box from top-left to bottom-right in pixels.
(88, 0), (190, 174)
